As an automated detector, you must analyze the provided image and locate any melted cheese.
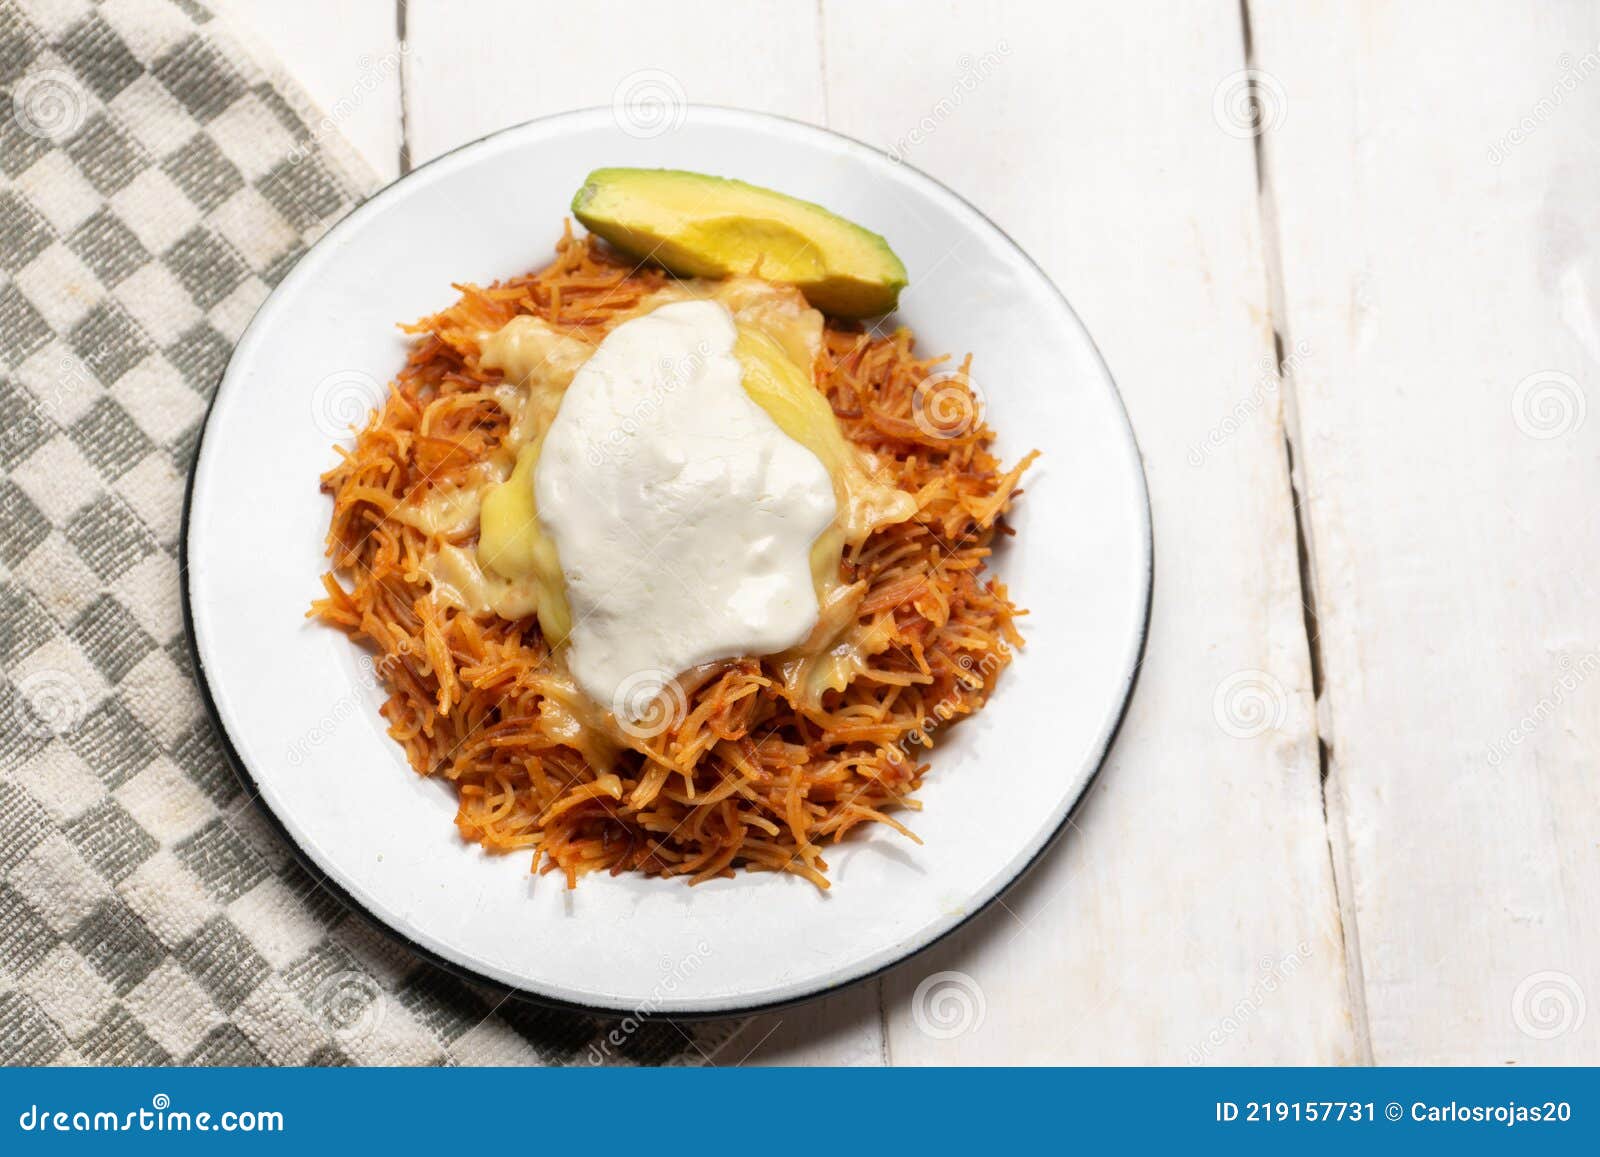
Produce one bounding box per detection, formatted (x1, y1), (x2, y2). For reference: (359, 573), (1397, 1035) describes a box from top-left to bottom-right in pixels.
(391, 470), (492, 537)
(477, 442), (571, 641)
(415, 542), (540, 621)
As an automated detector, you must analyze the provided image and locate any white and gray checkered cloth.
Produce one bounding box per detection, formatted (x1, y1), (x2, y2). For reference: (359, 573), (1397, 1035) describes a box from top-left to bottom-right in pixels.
(0, 0), (737, 1066)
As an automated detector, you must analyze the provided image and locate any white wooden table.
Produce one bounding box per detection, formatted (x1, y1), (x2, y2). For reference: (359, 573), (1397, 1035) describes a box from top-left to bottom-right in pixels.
(215, 0), (1600, 1065)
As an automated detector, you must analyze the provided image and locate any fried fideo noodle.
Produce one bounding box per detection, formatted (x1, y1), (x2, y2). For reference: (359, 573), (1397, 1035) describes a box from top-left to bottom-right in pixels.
(312, 228), (1035, 889)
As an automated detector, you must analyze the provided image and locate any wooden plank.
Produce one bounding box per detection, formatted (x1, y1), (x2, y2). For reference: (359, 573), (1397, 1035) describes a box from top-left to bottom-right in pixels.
(403, 0), (825, 165)
(1250, 0), (1600, 1063)
(212, 0), (402, 180)
(820, 1), (1358, 1063)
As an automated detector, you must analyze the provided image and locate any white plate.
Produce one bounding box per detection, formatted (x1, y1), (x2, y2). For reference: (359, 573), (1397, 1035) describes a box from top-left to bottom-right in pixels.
(183, 107), (1150, 1016)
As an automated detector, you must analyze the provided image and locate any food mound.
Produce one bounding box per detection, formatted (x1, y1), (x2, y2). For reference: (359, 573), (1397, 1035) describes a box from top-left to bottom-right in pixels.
(313, 220), (1033, 889)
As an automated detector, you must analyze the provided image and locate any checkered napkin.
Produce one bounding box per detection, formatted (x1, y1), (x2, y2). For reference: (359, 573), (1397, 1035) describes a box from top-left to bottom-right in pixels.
(0, 0), (740, 1066)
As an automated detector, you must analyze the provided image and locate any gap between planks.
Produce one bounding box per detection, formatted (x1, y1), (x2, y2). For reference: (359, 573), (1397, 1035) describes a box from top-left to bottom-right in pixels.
(396, 0), (412, 175)
(1237, 0), (1373, 1065)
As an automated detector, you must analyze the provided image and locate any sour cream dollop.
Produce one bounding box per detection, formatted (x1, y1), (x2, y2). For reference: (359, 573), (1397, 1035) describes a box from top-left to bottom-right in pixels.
(534, 300), (837, 720)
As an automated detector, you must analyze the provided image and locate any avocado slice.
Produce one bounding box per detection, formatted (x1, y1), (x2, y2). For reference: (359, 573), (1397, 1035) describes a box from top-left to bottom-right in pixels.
(571, 167), (908, 319)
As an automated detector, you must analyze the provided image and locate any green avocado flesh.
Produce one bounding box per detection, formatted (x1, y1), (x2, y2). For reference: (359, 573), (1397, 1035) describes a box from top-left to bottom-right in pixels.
(571, 167), (909, 319)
